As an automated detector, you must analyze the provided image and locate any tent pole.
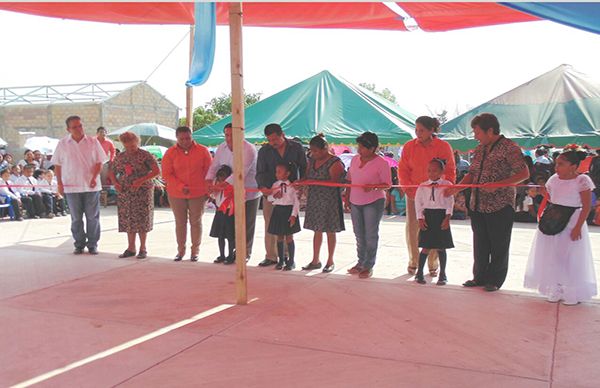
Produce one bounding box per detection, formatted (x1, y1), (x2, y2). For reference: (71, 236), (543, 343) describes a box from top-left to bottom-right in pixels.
(185, 24), (195, 128)
(229, 2), (248, 305)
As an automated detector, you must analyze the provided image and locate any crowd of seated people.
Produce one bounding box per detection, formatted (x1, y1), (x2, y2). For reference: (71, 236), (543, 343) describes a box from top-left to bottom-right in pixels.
(0, 150), (67, 221)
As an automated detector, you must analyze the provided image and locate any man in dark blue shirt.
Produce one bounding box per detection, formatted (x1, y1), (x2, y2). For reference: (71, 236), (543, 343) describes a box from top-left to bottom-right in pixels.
(256, 123), (307, 266)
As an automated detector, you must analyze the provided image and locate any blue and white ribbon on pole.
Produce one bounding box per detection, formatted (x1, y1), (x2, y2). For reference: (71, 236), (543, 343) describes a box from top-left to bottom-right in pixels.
(186, 2), (216, 87)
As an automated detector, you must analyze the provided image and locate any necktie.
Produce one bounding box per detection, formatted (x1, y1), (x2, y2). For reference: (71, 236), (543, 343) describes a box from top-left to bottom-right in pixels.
(430, 182), (438, 201)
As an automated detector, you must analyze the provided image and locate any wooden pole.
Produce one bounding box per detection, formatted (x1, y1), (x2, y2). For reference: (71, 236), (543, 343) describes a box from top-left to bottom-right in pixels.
(185, 24), (195, 128)
(229, 2), (247, 305)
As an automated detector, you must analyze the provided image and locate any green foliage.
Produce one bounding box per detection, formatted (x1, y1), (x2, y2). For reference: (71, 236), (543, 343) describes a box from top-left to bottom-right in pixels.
(188, 92), (262, 130)
(359, 83), (397, 104)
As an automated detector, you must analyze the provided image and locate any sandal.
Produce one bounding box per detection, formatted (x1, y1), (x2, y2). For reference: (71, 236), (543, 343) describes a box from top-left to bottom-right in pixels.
(119, 250), (136, 258)
(136, 250), (147, 259)
(302, 262), (322, 270)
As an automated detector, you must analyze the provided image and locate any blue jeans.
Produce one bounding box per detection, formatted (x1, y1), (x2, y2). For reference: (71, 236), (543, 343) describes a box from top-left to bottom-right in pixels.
(350, 198), (385, 270)
(66, 192), (101, 249)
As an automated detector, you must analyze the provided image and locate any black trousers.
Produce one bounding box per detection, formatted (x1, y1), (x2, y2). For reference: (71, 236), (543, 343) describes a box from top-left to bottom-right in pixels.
(41, 193), (54, 214)
(21, 194), (45, 217)
(469, 205), (515, 288)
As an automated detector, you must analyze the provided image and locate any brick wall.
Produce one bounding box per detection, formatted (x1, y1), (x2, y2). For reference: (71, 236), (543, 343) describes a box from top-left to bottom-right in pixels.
(0, 82), (179, 151)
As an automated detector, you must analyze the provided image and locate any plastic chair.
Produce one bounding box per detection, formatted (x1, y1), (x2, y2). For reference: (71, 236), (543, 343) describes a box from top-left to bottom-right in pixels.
(0, 194), (15, 219)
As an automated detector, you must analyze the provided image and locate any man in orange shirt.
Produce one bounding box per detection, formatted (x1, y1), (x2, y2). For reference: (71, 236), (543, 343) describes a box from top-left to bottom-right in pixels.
(96, 126), (116, 202)
(162, 126), (212, 261)
(398, 116), (456, 277)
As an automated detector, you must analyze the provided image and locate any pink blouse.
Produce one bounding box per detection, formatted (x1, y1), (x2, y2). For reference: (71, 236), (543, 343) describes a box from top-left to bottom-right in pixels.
(347, 155), (392, 206)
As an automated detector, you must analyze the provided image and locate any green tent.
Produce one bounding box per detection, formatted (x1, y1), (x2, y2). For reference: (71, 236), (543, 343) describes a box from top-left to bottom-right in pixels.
(192, 70), (416, 146)
(440, 65), (600, 151)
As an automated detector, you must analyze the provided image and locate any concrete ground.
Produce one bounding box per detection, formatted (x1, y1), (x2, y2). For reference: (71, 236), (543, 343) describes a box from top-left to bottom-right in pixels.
(1, 207), (599, 387)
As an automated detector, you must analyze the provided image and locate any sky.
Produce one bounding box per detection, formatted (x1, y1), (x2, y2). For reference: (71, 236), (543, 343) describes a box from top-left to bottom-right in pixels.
(1, 9), (599, 122)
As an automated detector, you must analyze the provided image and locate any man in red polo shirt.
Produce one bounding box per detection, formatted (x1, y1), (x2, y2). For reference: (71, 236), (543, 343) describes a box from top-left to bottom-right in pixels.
(96, 126), (116, 197)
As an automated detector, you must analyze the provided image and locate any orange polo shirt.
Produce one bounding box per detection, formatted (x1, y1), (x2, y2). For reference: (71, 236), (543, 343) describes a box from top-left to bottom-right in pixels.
(398, 136), (456, 198)
(162, 142), (212, 199)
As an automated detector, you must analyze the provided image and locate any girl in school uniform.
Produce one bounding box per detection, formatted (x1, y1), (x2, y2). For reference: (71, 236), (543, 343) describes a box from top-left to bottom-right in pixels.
(524, 146), (597, 305)
(209, 165), (236, 265)
(266, 162), (301, 271)
(415, 158), (455, 285)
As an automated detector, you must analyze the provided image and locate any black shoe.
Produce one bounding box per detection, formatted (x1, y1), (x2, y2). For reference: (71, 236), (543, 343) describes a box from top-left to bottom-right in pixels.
(15, 217), (24, 222)
(213, 256), (226, 264)
(136, 250), (147, 259)
(462, 280), (480, 287)
(437, 275), (448, 286)
(119, 250), (136, 258)
(484, 284), (499, 292)
(190, 255), (199, 262)
(88, 247), (99, 255)
(322, 264), (335, 273)
(283, 262), (295, 271)
(415, 274), (426, 284)
(258, 258), (277, 267)
(224, 253), (236, 265)
(73, 247), (84, 255)
(275, 261), (284, 270)
(61, 212), (67, 217)
(302, 262), (322, 270)
(174, 254), (183, 262)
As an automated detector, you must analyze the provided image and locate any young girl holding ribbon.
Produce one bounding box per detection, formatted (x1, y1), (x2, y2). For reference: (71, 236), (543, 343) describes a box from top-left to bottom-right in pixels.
(524, 146), (597, 305)
(266, 162), (301, 271)
(209, 165), (236, 265)
(414, 158), (455, 285)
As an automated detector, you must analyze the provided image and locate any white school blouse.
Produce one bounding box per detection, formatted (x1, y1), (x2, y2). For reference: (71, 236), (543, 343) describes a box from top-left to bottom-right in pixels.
(414, 179), (454, 219)
(267, 180), (300, 217)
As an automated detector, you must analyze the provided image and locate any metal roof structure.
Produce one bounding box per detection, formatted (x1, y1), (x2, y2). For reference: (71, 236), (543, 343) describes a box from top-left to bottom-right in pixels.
(0, 81), (145, 106)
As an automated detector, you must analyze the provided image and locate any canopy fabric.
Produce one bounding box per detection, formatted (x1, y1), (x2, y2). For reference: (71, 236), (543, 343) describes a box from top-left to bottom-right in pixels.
(2, 2), (600, 35)
(440, 65), (600, 151)
(502, 2), (600, 35)
(0, 2), (406, 29)
(109, 123), (177, 147)
(0, 2), (195, 24)
(396, 2), (539, 32)
(192, 70), (416, 146)
(24, 136), (60, 155)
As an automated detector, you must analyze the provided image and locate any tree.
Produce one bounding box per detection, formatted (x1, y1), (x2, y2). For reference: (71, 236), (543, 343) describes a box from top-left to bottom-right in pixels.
(359, 83), (397, 104)
(183, 92), (263, 130)
(426, 105), (449, 125)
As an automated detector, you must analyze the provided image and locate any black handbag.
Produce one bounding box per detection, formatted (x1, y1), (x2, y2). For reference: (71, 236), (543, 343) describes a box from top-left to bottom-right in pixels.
(538, 202), (579, 235)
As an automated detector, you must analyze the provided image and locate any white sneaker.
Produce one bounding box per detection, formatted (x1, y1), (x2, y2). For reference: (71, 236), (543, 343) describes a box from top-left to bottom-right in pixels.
(562, 299), (579, 306)
(547, 293), (561, 303)
(547, 287), (562, 303)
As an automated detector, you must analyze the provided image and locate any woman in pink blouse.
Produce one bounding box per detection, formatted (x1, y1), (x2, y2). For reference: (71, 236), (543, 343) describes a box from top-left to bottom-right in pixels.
(344, 132), (392, 278)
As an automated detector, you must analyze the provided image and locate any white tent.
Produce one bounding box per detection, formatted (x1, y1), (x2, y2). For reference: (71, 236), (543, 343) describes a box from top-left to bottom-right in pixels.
(24, 136), (59, 155)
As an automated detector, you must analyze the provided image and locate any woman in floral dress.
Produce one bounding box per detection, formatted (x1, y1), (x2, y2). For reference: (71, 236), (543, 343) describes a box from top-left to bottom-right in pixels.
(109, 132), (160, 259)
(301, 134), (345, 273)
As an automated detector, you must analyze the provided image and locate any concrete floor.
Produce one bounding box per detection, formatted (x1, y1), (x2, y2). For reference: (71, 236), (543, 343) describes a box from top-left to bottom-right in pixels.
(1, 207), (599, 387)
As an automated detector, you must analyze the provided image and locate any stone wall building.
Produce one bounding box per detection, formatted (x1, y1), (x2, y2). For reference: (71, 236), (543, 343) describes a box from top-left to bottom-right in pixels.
(0, 81), (179, 150)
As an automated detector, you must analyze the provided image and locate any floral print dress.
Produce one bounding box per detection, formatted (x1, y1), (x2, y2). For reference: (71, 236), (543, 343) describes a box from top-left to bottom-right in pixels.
(111, 149), (158, 233)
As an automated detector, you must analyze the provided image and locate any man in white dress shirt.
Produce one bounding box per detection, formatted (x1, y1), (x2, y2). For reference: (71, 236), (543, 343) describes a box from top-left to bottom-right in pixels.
(205, 123), (261, 262)
(51, 116), (108, 255)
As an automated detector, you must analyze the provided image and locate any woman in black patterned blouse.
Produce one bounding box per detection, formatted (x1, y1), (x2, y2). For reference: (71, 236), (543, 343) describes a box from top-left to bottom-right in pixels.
(445, 113), (529, 292)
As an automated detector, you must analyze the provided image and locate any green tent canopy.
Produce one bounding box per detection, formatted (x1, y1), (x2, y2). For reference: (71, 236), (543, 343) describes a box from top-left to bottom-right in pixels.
(440, 65), (600, 151)
(192, 70), (416, 146)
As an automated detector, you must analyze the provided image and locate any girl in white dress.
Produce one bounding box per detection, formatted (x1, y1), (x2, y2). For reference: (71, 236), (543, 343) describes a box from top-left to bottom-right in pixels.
(524, 146), (597, 305)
